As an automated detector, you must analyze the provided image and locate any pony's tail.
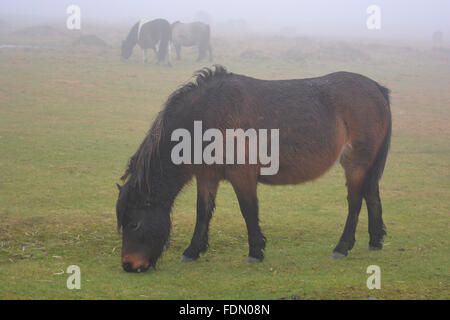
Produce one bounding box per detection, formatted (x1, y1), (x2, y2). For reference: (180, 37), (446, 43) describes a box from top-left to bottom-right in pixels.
(365, 84), (392, 187)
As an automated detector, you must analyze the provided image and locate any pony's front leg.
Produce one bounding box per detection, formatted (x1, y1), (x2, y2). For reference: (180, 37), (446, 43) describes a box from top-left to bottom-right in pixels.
(166, 43), (172, 67)
(142, 49), (148, 63)
(174, 43), (181, 60)
(181, 176), (219, 262)
(153, 43), (160, 64)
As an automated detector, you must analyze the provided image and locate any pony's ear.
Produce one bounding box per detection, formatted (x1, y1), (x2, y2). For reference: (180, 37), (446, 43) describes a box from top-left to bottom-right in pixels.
(116, 183), (122, 191)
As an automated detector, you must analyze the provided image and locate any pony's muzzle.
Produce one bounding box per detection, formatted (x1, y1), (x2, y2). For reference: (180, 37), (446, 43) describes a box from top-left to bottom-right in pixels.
(122, 262), (149, 273)
(122, 254), (150, 273)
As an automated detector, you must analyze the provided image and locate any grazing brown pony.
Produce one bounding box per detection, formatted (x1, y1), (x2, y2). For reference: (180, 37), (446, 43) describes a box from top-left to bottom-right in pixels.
(116, 65), (391, 272)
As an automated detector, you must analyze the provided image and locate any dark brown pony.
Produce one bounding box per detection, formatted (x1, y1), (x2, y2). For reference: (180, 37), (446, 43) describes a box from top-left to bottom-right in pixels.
(116, 65), (391, 272)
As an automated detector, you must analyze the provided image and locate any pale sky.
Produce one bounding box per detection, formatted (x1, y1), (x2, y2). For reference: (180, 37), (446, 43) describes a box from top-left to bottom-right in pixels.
(1, 0), (449, 40)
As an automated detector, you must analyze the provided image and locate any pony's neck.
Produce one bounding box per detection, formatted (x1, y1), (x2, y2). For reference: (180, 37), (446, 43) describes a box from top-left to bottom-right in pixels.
(125, 22), (140, 46)
(141, 159), (191, 211)
(137, 19), (148, 42)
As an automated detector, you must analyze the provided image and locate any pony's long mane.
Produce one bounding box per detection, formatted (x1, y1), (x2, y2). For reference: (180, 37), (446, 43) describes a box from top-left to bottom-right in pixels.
(120, 65), (230, 193)
(165, 64), (229, 108)
(120, 110), (164, 194)
(124, 22), (139, 44)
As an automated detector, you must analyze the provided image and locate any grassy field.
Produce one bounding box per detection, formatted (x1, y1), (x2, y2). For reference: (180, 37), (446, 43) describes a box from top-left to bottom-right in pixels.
(0, 27), (449, 299)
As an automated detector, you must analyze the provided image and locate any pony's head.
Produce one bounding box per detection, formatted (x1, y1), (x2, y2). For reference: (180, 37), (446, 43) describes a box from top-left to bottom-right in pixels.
(116, 113), (171, 272)
(116, 182), (171, 272)
(120, 39), (134, 60)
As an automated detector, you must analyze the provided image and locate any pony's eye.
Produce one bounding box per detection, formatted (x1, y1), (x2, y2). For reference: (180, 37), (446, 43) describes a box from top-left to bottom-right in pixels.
(128, 222), (138, 230)
(128, 220), (143, 231)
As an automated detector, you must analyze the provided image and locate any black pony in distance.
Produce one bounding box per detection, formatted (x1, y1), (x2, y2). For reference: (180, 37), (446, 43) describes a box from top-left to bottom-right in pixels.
(121, 18), (171, 66)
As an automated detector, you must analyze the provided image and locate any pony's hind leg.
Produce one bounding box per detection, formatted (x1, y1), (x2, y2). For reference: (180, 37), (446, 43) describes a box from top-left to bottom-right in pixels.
(332, 167), (365, 258)
(181, 175), (219, 262)
(332, 143), (372, 258)
(363, 122), (391, 251)
(208, 43), (213, 62)
(363, 172), (386, 250)
(196, 43), (207, 62)
(166, 42), (172, 67)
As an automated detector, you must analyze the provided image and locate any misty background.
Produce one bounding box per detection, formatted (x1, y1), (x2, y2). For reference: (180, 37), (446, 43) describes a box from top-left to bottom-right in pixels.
(0, 0), (449, 42)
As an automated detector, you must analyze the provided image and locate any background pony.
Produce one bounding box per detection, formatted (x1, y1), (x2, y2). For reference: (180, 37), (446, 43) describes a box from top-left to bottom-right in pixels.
(171, 21), (213, 62)
(121, 18), (172, 66)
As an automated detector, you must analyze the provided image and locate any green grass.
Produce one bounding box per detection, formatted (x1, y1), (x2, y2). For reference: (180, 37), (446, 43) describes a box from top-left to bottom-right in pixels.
(0, 33), (449, 299)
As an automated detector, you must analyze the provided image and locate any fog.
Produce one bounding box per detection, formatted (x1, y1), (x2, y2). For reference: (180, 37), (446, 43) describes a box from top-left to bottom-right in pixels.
(0, 0), (449, 41)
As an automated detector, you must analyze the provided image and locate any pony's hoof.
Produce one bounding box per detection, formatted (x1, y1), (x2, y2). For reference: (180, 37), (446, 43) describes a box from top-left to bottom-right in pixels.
(367, 246), (382, 251)
(246, 257), (262, 263)
(180, 255), (196, 262)
(331, 251), (347, 259)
